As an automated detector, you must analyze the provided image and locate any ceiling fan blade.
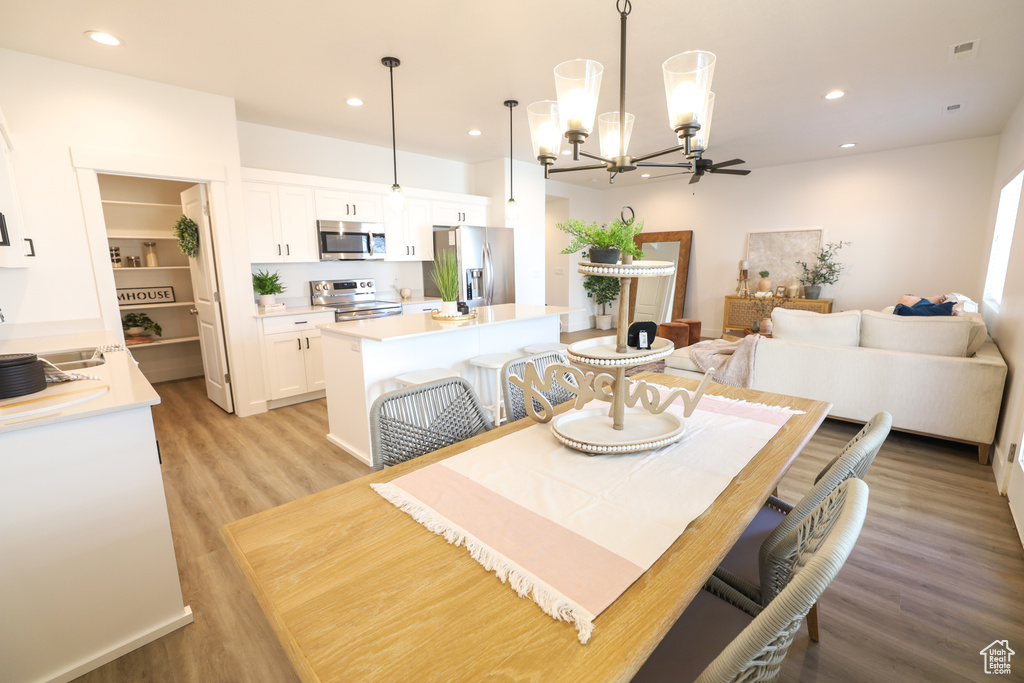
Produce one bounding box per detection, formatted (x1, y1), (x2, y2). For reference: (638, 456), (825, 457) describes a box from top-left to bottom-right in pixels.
(709, 158), (745, 170)
(642, 170), (688, 180)
(709, 168), (751, 176)
(688, 173), (702, 185)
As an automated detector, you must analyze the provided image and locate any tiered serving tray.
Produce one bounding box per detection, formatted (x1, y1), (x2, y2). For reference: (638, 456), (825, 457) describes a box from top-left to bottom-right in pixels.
(548, 259), (690, 454)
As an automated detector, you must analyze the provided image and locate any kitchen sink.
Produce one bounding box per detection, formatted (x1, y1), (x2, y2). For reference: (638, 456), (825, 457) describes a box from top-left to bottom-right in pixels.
(40, 348), (106, 370)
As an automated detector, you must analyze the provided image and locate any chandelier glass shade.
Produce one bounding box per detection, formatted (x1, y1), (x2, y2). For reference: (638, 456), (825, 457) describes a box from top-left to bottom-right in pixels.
(526, 0), (745, 184)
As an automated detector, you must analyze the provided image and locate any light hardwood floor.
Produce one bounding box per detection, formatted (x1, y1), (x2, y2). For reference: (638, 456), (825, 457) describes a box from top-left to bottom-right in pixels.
(74, 377), (1024, 682)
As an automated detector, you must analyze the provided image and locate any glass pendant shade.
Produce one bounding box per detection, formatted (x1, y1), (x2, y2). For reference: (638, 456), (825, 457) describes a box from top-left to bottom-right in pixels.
(662, 51), (716, 133)
(527, 101), (563, 160)
(691, 91), (715, 152)
(505, 198), (518, 225)
(554, 59), (603, 137)
(388, 184), (405, 210)
(598, 111), (635, 158)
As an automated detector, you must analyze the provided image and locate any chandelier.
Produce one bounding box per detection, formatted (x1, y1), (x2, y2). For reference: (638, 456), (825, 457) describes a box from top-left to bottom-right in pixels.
(526, 0), (749, 184)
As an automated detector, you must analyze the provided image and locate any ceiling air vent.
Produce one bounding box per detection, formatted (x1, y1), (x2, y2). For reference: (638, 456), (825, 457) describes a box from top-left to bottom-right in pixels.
(943, 103), (963, 116)
(948, 39), (980, 63)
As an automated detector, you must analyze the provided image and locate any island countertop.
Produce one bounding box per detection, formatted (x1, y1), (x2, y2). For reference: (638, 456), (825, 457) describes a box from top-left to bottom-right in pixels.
(319, 304), (574, 343)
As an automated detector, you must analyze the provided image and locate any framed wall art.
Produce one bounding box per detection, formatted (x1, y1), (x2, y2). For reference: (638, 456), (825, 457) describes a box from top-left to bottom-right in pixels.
(746, 229), (822, 287)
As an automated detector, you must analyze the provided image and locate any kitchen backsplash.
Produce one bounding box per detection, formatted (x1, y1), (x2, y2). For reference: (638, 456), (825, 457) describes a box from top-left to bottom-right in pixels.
(251, 260), (425, 305)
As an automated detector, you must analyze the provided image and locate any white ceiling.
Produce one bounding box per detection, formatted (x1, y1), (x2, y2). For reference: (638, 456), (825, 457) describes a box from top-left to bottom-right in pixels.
(2, 0), (1024, 188)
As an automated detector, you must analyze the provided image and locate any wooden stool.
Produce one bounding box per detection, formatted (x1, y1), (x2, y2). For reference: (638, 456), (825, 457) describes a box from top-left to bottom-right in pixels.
(469, 352), (521, 426)
(394, 368), (460, 388)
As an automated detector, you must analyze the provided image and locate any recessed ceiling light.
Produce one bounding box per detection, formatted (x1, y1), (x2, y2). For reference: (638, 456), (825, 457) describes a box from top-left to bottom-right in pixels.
(641, 173), (651, 178)
(85, 31), (121, 46)
(468, 129), (482, 136)
(346, 98), (363, 107)
(824, 90), (845, 100)
(840, 142), (856, 148)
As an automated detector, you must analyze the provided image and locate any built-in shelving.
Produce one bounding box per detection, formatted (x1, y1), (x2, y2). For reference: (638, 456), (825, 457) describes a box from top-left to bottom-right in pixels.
(101, 199), (180, 209)
(128, 336), (200, 349)
(113, 265), (190, 271)
(120, 301), (195, 309)
(107, 233), (177, 240)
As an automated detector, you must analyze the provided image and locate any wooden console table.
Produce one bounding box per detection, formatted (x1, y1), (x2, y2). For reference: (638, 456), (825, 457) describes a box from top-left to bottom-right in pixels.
(723, 296), (833, 335)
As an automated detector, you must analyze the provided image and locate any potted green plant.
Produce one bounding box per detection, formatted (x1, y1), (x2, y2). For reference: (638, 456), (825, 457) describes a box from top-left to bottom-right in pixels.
(584, 273), (620, 330)
(430, 250), (461, 317)
(558, 216), (645, 264)
(253, 268), (286, 307)
(796, 241), (850, 299)
(121, 312), (162, 339)
(757, 270), (771, 293)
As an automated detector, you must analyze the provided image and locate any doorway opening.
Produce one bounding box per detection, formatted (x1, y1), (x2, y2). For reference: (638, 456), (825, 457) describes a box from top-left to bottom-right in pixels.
(97, 173), (234, 413)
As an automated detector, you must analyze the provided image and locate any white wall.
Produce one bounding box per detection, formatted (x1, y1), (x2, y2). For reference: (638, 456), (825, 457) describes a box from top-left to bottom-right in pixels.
(544, 179), (604, 331)
(984, 90), (1024, 491)
(598, 137), (999, 337)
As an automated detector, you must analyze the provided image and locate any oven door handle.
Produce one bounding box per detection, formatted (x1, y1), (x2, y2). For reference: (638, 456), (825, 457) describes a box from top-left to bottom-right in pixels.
(335, 308), (402, 322)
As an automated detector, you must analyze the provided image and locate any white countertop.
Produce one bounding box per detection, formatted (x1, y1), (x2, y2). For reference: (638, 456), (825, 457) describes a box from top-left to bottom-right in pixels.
(0, 332), (160, 433)
(377, 295), (442, 305)
(319, 304), (574, 342)
(254, 305), (335, 319)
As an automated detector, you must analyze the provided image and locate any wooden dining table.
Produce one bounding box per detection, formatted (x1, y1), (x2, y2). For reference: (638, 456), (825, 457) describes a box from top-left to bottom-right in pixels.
(221, 372), (830, 682)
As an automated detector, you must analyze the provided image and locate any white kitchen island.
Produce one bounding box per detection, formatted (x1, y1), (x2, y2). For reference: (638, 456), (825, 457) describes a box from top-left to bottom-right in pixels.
(0, 333), (191, 683)
(320, 304), (573, 466)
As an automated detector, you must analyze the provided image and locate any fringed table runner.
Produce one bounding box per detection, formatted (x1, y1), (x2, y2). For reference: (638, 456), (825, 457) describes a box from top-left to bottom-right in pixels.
(371, 389), (799, 644)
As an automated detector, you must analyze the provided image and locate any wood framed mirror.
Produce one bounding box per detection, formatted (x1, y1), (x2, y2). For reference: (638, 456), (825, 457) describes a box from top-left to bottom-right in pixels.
(628, 231), (693, 324)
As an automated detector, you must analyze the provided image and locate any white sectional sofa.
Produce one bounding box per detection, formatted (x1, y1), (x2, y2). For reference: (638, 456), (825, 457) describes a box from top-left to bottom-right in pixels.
(665, 307), (1007, 463)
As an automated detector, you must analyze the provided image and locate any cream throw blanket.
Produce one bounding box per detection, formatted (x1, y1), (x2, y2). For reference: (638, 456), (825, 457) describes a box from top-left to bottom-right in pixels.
(688, 335), (761, 388)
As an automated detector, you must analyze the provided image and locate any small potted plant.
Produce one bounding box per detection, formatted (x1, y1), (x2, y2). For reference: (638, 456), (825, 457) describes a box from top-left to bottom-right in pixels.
(122, 312), (162, 341)
(796, 241), (850, 299)
(253, 269), (285, 307)
(430, 250), (461, 317)
(584, 273), (620, 330)
(757, 270), (772, 293)
(558, 216), (644, 264)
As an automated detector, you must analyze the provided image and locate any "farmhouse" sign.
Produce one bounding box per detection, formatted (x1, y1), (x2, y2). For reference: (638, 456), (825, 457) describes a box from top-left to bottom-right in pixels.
(117, 286), (176, 305)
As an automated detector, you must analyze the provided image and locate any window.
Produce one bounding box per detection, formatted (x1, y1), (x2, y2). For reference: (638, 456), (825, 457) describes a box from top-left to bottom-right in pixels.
(984, 170), (1024, 307)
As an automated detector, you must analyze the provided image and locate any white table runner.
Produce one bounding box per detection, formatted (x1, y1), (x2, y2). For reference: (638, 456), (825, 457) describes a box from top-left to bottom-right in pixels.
(372, 389), (799, 643)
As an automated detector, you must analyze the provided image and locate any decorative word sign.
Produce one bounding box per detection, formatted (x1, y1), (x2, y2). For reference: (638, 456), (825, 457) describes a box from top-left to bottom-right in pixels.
(509, 361), (714, 424)
(117, 286), (176, 305)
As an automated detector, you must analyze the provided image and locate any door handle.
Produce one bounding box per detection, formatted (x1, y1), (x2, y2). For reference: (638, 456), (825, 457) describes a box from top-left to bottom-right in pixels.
(189, 308), (198, 315)
(353, 205), (357, 216)
(297, 338), (301, 350)
(411, 246), (415, 255)
(286, 244), (291, 255)
(406, 246), (410, 255)
(346, 204), (350, 215)
(277, 244), (282, 255)
(306, 337), (310, 349)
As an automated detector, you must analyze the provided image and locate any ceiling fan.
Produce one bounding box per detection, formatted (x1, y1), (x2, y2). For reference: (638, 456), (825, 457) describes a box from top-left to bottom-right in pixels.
(645, 157), (752, 183)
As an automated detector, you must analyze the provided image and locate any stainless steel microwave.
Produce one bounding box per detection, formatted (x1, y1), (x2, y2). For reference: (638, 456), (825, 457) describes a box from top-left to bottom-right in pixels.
(316, 220), (386, 260)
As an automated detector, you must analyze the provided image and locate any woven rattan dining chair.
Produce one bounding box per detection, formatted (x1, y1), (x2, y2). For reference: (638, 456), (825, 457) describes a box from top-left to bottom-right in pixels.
(711, 411), (891, 641)
(501, 352), (579, 423)
(369, 377), (493, 471)
(632, 478), (869, 683)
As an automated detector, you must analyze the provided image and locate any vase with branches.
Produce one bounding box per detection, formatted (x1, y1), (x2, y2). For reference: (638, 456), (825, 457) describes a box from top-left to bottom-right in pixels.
(796, 241), (850, 299)
(743, 293), (789, 334)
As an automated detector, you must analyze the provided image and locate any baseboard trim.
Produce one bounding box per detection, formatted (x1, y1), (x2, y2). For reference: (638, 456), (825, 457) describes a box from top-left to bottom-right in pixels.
(327, 432), (372, 466)
(45, 606), (193, 683)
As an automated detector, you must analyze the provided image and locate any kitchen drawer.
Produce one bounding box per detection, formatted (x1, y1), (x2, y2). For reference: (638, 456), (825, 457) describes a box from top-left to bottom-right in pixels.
(402, 301), (440, 316)
(262, 311), (335, 335)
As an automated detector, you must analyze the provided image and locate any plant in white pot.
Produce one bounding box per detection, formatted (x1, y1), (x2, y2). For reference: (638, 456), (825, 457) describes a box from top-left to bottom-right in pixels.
(584, 272), (620, 330)
(253, 269), (285, 307)
(430, 251), (461, 317)
(121, 312), (162, 338)
(557, 216), (645, 264)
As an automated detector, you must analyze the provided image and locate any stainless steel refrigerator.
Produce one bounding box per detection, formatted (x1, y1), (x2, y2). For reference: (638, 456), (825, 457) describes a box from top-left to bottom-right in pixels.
(423, 226), (516, 307)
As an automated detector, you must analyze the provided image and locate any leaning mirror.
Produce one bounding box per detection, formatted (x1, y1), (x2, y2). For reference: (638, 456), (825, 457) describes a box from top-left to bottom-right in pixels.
(628, 231), (693, 324)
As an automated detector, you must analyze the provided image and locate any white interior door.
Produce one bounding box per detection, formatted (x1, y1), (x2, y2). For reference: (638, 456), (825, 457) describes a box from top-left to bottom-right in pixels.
(181, 184), (234, 413)
(1009, 457), (1024, 549)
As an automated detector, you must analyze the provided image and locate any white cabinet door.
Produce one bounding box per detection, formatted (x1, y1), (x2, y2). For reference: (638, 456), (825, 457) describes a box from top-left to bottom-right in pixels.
(243, 182), (283, 263)
(265, 331), (307, 399)
(315, 188), (384, 223)
(0, 135), (27, 269)
(278, 185), (317, 262)
(406, 198), (433, 260)
(402, 301), (440, 315)
(303, 330), (325, 392)
(432, 200), (488, 227)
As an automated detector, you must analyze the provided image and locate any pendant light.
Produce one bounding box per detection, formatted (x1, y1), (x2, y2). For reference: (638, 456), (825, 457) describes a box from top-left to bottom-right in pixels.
(382, 56), (404, 210)
(504, 99), (519, 225)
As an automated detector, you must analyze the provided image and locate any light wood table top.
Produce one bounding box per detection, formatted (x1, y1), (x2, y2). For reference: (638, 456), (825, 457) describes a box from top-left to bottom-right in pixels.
(222, 373), (830, 682)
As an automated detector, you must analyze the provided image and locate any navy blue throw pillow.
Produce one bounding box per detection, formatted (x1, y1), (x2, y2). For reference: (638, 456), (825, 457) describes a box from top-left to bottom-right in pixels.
(893, 300), (955, 317)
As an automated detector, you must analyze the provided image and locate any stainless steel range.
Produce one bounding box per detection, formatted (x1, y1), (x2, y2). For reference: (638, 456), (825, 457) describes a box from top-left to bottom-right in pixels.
(310, 279), (403, 322)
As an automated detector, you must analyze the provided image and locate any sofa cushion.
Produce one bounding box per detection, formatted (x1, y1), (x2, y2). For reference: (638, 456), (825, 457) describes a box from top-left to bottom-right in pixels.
(860, 310), (980, 357)
(770, 308), (861, 347)
(664, 346), (700, 372)
(874, 308), (987, 356)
